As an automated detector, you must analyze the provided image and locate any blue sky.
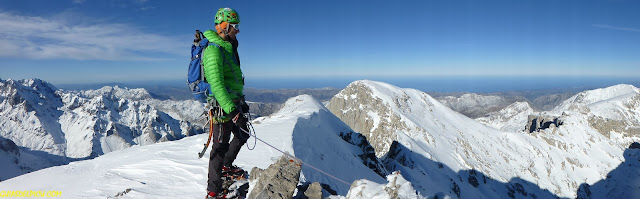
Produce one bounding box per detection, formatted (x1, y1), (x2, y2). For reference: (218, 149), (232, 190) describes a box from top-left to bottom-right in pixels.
(0, 0), (639, 85)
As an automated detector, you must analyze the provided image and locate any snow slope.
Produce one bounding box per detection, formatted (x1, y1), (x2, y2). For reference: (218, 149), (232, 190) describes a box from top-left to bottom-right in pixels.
(328, 80), (640, 198)
(0, 95), (406, 198)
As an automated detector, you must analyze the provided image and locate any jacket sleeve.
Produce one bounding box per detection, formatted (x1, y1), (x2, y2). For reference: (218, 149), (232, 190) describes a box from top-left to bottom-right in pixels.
(202, 45), (236, 114)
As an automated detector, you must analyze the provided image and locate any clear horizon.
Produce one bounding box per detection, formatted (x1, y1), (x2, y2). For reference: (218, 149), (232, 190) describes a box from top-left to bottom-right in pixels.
(1, 0), (639, 84)
(13, 75), (634, 94)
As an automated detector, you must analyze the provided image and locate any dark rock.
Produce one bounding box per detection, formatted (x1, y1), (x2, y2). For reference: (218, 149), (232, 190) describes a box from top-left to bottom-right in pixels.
(526, 115), (564, 133)
(506, 183), (528, 198)
(468, 170), (479, 188)
(320, 183), (337, 195)
(576, 184), (592, 199)
(0, 137), (20, 157)
(338, 131), (388, 177)
(629, 142), (640, 149)
(451, 179), (460, 198)
(114, 188), (132, 197)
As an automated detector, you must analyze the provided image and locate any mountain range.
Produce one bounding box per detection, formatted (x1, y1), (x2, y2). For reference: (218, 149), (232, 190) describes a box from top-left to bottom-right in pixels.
(0, 78), (204, 180)
(1, 78), (639, 198)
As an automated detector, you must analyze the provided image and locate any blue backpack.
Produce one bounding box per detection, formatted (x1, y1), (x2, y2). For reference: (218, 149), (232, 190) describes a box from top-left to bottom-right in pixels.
(188, 30), (223, 102)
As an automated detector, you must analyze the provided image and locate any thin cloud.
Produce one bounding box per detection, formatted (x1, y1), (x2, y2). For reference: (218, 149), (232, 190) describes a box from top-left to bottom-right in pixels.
(0, 11), (184, 61)
(592, 24), (640, 33)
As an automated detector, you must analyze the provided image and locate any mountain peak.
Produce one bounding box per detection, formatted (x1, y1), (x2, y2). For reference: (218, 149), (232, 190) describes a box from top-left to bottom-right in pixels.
(0, 79), (58, 95)
(555, 84), (640, 111)
(18, 78), (58, 91)
(347, 80), (406, 96)
(274, 94), (325, 116)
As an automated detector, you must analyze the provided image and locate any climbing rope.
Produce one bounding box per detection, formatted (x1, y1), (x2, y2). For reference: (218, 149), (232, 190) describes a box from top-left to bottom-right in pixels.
(237, 127), (352, 186)
(203, 102), (352, 186)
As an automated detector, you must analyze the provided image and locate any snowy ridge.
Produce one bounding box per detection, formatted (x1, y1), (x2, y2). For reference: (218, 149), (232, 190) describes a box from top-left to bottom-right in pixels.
(555, 84), (639, 111)
(0, 94), (415, 198)
(80, 85), (152, 101)
(476, 101), (534, 132)
(328, 80), (640, 198)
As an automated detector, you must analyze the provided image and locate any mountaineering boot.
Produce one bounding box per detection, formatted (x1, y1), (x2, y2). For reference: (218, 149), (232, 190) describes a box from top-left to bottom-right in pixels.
(222, 165), (244, 177)
(206, 191), (226, 199)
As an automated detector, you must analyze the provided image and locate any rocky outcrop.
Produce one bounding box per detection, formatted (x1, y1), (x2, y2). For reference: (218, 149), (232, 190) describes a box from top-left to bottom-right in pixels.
(303, 182), (322, 199)
(338, 131), (388, 177)
(327, 81), (405, 157)
(0, 137), (19, 158)
(249, 156), (302, 199)
(630, 142), (640, 149)
(525, 115), (565, 133)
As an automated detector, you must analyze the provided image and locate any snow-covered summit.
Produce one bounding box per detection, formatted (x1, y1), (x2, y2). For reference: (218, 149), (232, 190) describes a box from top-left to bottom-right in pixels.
(275, 94), (326, 115)
(555, 84), (639, 111)
(549, 84), (640, 139)
(328, 80), (484, 157)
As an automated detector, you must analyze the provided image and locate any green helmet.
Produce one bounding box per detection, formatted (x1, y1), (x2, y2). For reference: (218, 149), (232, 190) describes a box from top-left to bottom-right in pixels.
(214, 8), (240, 24)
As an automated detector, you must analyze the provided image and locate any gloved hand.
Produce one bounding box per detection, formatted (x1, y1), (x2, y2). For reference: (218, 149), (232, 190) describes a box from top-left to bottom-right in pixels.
(225, 108), (246, 124)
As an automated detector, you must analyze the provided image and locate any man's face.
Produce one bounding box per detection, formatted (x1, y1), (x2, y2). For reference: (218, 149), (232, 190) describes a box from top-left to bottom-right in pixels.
(228, 23), (239, 39)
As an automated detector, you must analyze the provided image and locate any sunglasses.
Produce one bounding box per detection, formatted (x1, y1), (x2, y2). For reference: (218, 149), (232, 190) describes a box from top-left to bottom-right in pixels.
(229, 23), (239, 31)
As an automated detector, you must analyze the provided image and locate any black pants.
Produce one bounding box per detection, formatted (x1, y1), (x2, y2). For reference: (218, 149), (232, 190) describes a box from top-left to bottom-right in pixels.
(207, 119), (249, 193)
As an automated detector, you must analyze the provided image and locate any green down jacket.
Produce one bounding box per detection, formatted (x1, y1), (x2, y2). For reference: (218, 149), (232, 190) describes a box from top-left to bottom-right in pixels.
(202, 30), (244, 114)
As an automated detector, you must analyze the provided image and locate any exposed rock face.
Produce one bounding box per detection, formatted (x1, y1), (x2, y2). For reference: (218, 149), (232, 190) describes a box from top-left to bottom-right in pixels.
(328, 81), (640, 198)
(338, 131), (388, 177)
(327, 82), (407, 157)
(525, 115), (565, 133)
(303, 182), (322, 199)
(249, 156), (302, 199)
